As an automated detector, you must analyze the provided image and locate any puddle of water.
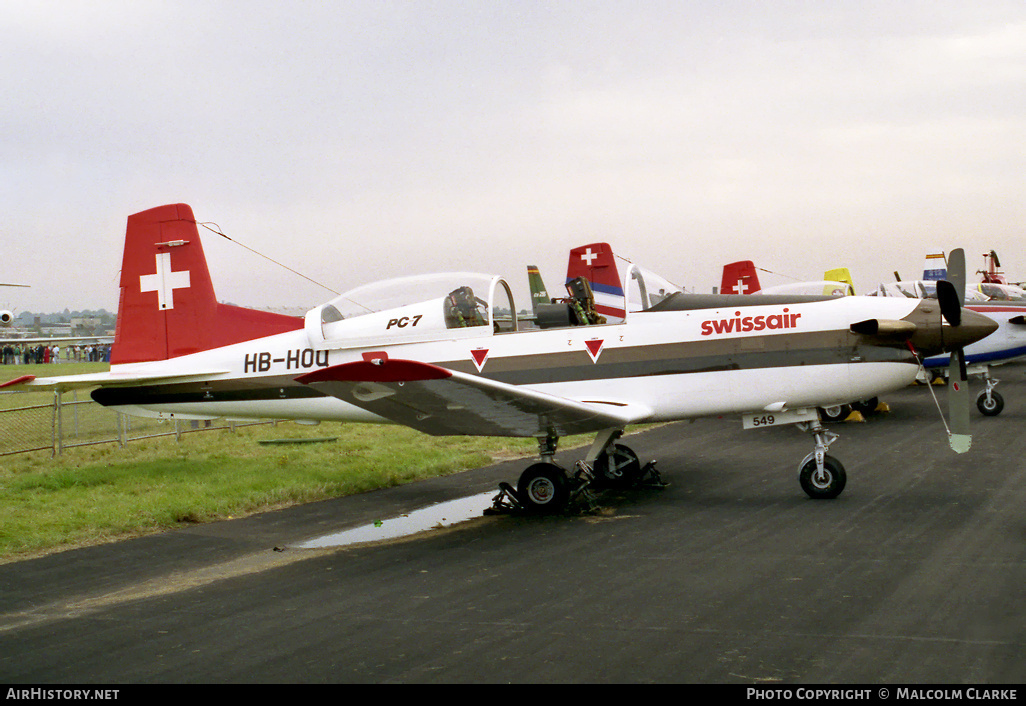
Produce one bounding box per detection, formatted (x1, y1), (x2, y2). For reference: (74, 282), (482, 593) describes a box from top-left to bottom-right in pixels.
(294, 491), (496, 549)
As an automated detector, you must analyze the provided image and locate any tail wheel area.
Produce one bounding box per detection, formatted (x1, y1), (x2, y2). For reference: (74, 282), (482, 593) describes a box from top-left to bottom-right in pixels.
(516, 463), (571, 514)
(798, 454), (847, 499)
(592, 444), (642, 488)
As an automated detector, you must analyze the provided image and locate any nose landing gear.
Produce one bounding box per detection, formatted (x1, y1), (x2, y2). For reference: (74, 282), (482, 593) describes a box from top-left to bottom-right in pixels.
(796, 420), (846, 499)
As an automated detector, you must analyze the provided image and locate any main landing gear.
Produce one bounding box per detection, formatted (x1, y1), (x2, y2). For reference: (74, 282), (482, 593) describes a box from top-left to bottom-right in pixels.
(491, 429), (664, 515)
(796, 420), (846, 499)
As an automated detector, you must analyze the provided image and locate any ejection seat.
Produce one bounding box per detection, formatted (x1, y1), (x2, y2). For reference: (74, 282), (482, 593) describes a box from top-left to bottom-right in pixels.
(536, 277), (607, 329)
(444, 286), (487, 328)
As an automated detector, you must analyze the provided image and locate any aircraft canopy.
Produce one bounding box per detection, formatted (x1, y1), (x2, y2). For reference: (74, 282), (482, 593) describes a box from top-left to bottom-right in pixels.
(305, 273), (518, 349)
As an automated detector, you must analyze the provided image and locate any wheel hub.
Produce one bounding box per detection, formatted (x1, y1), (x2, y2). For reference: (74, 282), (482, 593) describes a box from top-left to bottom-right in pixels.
(526, 477), (555, 504)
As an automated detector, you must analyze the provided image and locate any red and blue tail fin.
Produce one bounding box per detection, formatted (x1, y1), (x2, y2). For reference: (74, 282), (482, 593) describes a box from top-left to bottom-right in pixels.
(720, 261), (761, 295)
(112, 204), (303, 365)
(565, 243), (626, 321)
(922, 251), (947, 281)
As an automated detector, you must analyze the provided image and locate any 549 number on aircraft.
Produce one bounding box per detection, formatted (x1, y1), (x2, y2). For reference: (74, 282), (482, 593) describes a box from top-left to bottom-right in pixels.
(742, 408), (819, 430)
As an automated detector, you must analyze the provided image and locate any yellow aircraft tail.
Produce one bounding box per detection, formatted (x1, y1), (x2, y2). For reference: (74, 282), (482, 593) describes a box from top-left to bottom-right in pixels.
(823, 268), (855, 296)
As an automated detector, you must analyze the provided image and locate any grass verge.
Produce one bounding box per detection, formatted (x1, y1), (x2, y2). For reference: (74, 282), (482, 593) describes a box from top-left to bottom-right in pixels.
(0, 363), (592, 562)
(0, 419), (554, 563)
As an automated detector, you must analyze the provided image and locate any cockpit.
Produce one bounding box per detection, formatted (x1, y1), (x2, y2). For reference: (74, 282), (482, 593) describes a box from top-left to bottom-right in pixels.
(874, 281), (937, 299)
(533, 262), (683, 329)
(874, 280), (991, 302)
(972, 283), (1026, 301)
(305, 272), (518, 349)
(757, 281), (854, 297)
(623, 263), (683, 312)
(303, 260), (686, 348)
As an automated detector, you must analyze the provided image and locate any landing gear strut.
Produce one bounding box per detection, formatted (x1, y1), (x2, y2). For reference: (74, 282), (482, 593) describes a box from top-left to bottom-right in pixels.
(796, 420), (847, 499)
(492, 428), (662, 515)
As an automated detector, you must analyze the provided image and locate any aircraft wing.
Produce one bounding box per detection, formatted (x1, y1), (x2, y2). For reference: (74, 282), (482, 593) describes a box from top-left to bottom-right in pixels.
(296, 356), (648, 437)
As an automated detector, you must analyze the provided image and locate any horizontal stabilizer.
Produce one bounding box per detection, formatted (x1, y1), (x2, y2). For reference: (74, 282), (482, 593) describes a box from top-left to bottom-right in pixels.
(1, 368), (231, 392)
(0, 375), (36, 389)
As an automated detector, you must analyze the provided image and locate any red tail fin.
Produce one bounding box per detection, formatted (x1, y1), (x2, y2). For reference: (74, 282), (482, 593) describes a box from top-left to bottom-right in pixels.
(566, 243), (626, 321)
(112, 204), (303, 364)
(720, 261), (761, 295)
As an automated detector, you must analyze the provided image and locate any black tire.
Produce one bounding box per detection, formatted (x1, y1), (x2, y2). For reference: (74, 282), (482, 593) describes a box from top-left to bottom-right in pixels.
(818, 404), (851, 423)
(592, 444), (642, 488)
(976, 390), (1004, 416)
(516, 463), (570, 514)
(799, 454), (847, 499)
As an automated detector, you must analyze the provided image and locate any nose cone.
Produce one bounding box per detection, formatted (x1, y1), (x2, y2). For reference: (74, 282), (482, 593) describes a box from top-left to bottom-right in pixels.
(948, 308), (999, 350)
(906, 301), (998, 356)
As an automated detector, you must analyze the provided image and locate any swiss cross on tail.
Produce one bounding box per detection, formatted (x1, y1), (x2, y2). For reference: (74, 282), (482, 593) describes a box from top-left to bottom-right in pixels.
(720, 261), (761, 295)
(139, 252), (191, 310)
(566, 243), (626, 321)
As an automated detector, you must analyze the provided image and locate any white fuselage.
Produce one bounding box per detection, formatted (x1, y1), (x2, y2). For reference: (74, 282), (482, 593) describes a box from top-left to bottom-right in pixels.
(96, 294), (928, 430)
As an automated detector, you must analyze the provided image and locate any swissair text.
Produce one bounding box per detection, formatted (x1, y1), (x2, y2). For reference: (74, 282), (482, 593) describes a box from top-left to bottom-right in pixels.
(701, 309), (801, 337)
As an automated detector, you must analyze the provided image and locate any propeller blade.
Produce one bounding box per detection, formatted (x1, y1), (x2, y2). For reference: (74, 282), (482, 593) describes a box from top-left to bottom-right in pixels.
(947, 247), (966, 302)
(948, 346), (971, 453)
(936, 280), (961, 327)
(932, 249), (971, 452)
(936, 248), (967, 328)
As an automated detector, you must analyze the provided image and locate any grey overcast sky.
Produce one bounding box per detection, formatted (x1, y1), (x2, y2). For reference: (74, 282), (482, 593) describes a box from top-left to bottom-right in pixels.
(2, 1), (1024, 314)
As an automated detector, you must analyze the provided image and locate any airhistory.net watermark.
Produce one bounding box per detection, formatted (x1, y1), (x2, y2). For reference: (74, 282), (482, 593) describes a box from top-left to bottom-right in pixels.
(6, 690), (119, 701)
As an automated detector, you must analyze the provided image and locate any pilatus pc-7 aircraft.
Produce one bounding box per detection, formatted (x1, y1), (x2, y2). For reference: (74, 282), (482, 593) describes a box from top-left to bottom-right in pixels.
(2, 205), (997, 513)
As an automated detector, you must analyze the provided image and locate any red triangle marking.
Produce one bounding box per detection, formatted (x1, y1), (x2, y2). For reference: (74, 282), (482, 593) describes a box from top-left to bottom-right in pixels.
(585, 339), (604, 363)
(471, 348), (489, 371)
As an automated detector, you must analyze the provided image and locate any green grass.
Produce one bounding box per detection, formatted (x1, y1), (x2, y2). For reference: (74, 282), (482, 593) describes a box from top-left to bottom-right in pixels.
(0, 362), (629, 563)
(1, 361), (592, 562)
(0, 419), (555, 562)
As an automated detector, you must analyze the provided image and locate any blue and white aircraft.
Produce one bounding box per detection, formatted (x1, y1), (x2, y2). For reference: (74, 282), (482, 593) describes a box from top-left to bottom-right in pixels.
(874, 251), (1026, 416)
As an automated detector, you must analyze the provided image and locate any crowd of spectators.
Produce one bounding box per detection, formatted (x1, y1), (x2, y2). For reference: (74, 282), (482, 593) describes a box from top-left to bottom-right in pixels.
(1, 343), (111, 364)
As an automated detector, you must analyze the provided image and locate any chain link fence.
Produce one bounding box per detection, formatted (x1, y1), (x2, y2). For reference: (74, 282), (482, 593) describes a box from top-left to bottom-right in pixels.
(0, 388), (263, 457)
